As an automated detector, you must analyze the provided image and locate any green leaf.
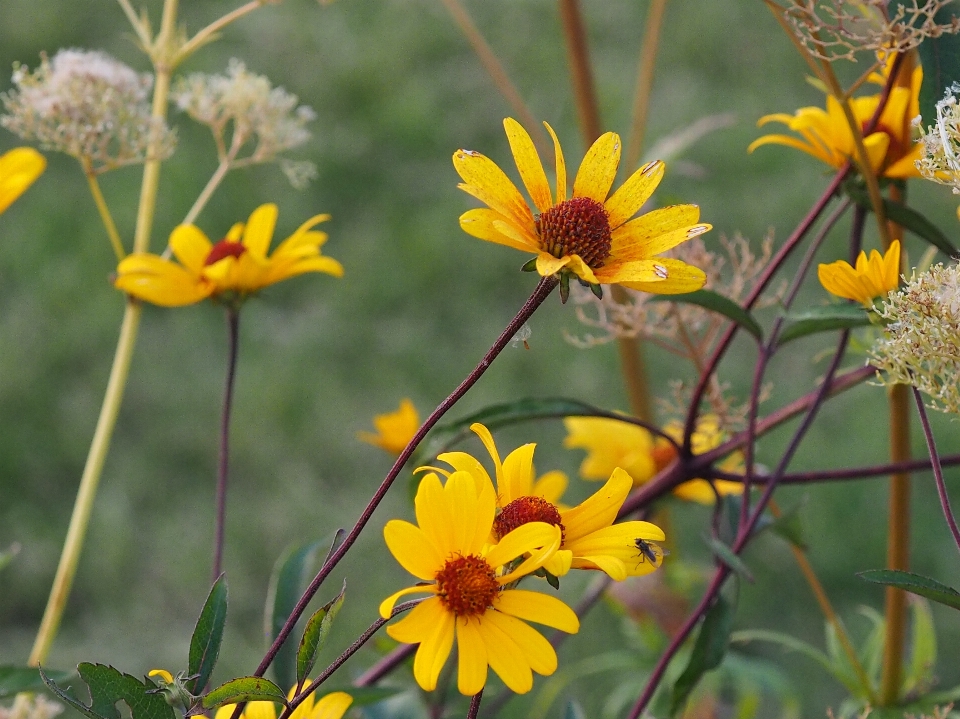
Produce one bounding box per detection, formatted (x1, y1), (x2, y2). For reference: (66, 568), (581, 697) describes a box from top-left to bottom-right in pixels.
(564, 699), (587, 719)
(264, 539), (328, 689)
(777, 305), (872, 347)
(858, 569), (960, 611)
(703, 536), (754, 583)
(648, 289), (763, 341)
(200, 677), (287, 711)
(904, 597), (937, 695)
(670, 595), (734, 716)
(0, 666), (74, 699)
(0, 543), (20, 574)
(296, 580), (346, 686)
(844, 183), (959, 256)
(41, 664), (175, 719)
(731, 629), (857, 694)
(187, 574), (228, 694)
(768, 502), (807, 550)
(916, 3), (960, 127)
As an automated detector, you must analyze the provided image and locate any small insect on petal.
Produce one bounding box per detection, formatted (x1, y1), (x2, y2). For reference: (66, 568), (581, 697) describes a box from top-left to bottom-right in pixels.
(633, 538), (669, 567)
(687, 224), (710, 239)
(459, 150), (480, 157)
(654, 264), (669, 279)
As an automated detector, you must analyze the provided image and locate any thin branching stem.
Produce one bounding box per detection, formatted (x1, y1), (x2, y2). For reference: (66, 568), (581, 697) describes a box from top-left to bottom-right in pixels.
(83, 161), (126, 261)
(177, 1), (264, 65)
(913, 387), (960, 558)
(710, 454), (960, 484)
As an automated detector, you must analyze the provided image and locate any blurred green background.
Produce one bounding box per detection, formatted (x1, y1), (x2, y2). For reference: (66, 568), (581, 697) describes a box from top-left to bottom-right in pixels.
(2, 1), (960, 717)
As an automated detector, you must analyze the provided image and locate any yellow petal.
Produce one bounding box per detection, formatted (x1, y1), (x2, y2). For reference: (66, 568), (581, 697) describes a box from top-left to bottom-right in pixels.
(455, 618), (488, 696)
(469, 423), (504, 489)
(560, 467), (632, 541)
(170, 225), (213, 274)
(544, 122), (567, 202)
(378, 584), (436, 619)
(494, 589), (580, 633)
(385, 594), (443, 639)
(609, 205), (702, 259)
(415, 473), (455, 556)
(861, 132), (891, 174)
(485, 610), (557, 676)
(436, 451), (494, 495)
(504, 118), (552, 212)
(476, 615), (533, 694)
(412, 605), (455, 692)
(573, 132), (621, 203)
(310, 693), (353, 719)
(115, 254), (213, 307)
(454, 149), (534, 232)
(148, 669), (173, 684)
(615, 258), (707, 294)
(242, 203), (279, 257)
(0, 147), (45, 214)
(571, 553), (628, 580)
(444, 470), (484, 554)
(543, 549), (573, 577)
(270, 213), (331, 258)
(603, 160), (664, 229)
(383, 519), (442, 580)
(535, 253), (570, 276)
(500, 443), (537, 503)
(245, 702), (277, 719)
(564, 255), (599, 284)
(487, 522), (560, 571)
(532, 470), (568, 504)
(459, 208), (537, 252)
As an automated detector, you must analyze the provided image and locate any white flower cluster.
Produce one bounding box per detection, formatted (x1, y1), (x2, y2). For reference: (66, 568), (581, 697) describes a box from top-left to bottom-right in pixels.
(0, 49), (175, 172)
(916, 83), (960, 192)
(871, 262), (960, 414)
(172, 59), (316, 187)
(0, 695), (63, 719)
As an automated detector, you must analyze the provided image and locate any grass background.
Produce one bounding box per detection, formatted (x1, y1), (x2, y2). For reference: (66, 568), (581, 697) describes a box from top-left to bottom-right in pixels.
(1, 1), (960, 717)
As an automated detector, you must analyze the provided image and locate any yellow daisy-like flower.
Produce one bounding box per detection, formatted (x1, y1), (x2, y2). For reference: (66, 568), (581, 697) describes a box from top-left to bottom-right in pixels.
(454, 118), (710, 299)
(818, 239), (901, 305)
(0, 147), (45, 215)
(564, 415), (743, 505)
(114, 203), (343, 307)
(434, 423), (664, 580)
(357, 398), (420, 455)
(379, 470), (579, 696)
(748, 58), (922, 179)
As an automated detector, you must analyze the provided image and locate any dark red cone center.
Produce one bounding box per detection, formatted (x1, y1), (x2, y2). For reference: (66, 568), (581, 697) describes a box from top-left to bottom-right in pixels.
(494, 496), (565, 544)
(535, 197), (613, 268)
(205, 239), (247, 266)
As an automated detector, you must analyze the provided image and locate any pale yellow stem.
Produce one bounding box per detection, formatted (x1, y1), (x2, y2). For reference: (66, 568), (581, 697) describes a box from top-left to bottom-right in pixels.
(439, 0), (549, 158)
(625, 0), (668, 172)
(27, 302), (142, 665)
(115, 0), (152, 49)
(27, 0), (180, 666)
(176, 1), (263, 65)
(83, 164), (126, 261)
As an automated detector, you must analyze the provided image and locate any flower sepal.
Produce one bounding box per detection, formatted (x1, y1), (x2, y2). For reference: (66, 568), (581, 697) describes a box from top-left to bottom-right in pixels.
(147, 669), (200, 713)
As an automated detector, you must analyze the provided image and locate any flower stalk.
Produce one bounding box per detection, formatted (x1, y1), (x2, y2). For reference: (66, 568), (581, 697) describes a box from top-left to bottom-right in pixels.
(213, 305), (241, 581)
(82, 161), (126, 261)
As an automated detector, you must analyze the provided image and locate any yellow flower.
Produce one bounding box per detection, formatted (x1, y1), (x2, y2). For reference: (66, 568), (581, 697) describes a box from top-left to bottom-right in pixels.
(454, 118), (709, 298)
(114, 203), (343, 307)
(357, 398), (420, 455)
(564, 415), (743, 505)
(0, 147), (45, 215)
(213, 685), (352, 719)
(434, 423), (665, 580)
(818, 239), (901, 305)
(748, 58), (922, 179)
(379, 469), (578, 696)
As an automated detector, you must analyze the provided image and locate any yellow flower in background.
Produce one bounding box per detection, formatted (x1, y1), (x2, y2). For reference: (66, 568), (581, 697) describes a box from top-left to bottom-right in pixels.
(818, 239), (901, 305)
(212, 687), (352, 719)
(0, 147), (45, 215)
(564, 415), (743, 505)
(433, 423), (666, 580)
(358, 398), (420, 454)
(454, 118), (709, 298)
(114, 203), (343, 307)
(379, 470), (578, 696)
(563, 416), (656, 488)
(748, 57), (922, 179)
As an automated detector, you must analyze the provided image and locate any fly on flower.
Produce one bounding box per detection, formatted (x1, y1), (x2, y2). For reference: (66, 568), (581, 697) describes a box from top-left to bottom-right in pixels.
(633, 538), (667, 568)
(454, 118), (710, 302)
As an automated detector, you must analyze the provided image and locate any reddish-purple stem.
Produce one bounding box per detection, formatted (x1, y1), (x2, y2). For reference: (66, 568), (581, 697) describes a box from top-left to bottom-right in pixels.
(466, 690), (484, 719)
(708, 453), (960, 484)
(213, 306), (240, 582)
(912, 386), (960, 558)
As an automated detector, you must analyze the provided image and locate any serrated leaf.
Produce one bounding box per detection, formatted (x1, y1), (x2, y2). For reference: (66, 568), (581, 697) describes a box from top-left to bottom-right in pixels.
(858, 569), (960, 611)
(703, 536), (754, 583)
(187, 574), (228, 694)
(0, 666), (74, 699)
(844, 183), (958, 256)
(564, 699), (587, 719)
(296, 580), (346, 686)
(41, 664), (175, 719)
(264, 539), (327, 689)
(777, 305), (873, 347)
(915, 3), (960, 127)
(200, 677), (287, 711)
(648, 289), (763, 340)
(670, 595), (734, 716)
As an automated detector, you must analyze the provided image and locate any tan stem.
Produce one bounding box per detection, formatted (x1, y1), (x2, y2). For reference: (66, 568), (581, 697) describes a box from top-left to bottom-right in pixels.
(625, 0), (668, 172)
(558, 0), (601, 144)
(177, 1), (263, 64)
(83, 163), (126, 261)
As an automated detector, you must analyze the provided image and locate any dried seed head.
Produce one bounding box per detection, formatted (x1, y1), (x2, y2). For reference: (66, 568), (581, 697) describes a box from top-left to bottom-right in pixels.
(871, 262), (960, 414)
(917, 84), (960, 190)
(172, 59), (316, 186)
(1, 49), (175, 172)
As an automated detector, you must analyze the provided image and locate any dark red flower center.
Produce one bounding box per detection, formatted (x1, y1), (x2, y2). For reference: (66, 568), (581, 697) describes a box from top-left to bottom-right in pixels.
(535, 197), (612, 268)
(493, 496), (565, 544)
(435, 553), (499, 616)
(204, 239), (246, 266)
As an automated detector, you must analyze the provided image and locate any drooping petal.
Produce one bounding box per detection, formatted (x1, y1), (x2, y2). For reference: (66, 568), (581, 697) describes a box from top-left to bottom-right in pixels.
(455, 618), (488, 696)
(378, 584), (437, 618)
(560, 468), (632, 542)
(504, 117), (552, 212)
(608, 205), (702, 259)
(563, 255), (599, 284)
(454, 149), (534, 232)
(535, 253), (570, 276)
(484, 610), (557, 676)
(476, 615), (533, 694)
(494, 589), (580, 633)
(486, 522), (560, 570)
(459, 208), (537, 252)
(544, 122), (567, 202)
(603, 160), (664, 229)
(0, 147), (45, 214)
(383, 519), (442, 580)
(572, 132), (621, 203)
(242, 203), (279, 258)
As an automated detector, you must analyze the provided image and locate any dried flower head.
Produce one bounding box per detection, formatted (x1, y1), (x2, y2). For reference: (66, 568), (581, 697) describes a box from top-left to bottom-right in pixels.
(172, 59), (316, 186)
(1, 49), (175, 173)
(917, 83), (960, 191)
(785, 0), (960, 62)
(0, 694), (63, 719)
(871, 262), (960, 413)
